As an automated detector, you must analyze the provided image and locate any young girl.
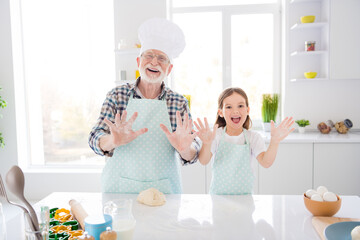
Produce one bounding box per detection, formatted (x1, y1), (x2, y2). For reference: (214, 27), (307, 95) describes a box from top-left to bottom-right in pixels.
(194, 87), (294, 195)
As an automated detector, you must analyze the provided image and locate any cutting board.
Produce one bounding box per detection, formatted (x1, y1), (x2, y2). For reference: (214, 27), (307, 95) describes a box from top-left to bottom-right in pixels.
(312, 217), (360, 240)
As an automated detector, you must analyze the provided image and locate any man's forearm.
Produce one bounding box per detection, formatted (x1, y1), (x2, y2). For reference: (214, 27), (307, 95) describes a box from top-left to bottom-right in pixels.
(179, 145), (197, 161)
(99, 134), (116, 152)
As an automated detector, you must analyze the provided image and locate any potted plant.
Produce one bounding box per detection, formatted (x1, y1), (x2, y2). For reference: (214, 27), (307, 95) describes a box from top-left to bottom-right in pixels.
(261, 93), (279, 132)
(0, 86), (7, 148)
(295, 119), (310, 134)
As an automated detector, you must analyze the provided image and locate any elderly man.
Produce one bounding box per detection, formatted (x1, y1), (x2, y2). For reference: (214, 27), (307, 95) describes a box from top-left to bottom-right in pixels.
(89, 18), (199, 194)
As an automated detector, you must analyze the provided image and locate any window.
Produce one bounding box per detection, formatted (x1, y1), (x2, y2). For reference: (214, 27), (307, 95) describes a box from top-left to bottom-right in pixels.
(13, 0), (114, 166)
(170, 1), (281, 126)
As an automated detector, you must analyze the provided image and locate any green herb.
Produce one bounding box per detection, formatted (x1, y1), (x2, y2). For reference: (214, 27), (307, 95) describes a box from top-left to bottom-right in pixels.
(0, 86), (6, 148)
(261, 94), (279, 123)
(295, 119), (310, 127)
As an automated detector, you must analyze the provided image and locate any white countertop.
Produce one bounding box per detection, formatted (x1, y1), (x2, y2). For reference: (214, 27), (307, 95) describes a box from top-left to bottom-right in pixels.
(4, 192), (360, 239)
(257, 130), (360, 143)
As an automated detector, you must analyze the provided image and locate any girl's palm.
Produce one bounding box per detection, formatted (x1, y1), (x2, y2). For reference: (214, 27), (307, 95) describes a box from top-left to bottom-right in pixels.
(194, 118), (218, 145)
(270, 117), (295, 143)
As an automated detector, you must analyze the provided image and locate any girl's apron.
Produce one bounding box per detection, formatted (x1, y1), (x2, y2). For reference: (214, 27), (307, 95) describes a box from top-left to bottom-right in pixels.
(209, 128), (254, 195)
(102, 92), (182, 194)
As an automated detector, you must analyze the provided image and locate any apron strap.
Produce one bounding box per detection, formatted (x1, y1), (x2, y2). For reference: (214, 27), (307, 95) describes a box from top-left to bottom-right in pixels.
(222, 127), (249, 144)
(130, 88), (167, 101)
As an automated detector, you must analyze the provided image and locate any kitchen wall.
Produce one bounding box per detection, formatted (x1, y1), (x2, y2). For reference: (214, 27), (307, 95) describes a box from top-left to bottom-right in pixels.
(0, 0), (359, 199)
(282, 0), (360, 130)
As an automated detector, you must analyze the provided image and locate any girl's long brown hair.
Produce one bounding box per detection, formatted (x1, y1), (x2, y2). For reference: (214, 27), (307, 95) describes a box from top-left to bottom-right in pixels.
(215, 87), (252, 129)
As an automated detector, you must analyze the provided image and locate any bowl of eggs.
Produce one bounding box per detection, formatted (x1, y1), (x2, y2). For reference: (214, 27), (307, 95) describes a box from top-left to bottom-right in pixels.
(304, 186), (341, 216)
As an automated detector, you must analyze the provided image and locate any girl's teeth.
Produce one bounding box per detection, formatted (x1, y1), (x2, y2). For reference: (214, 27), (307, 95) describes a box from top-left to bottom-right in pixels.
(232, 117), (241, 123)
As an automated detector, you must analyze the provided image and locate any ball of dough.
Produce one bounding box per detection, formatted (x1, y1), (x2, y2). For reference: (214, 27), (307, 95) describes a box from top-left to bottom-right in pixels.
(137, 188), (166, 206)
(323, 192), (338, 202)
(316, 186), (328, 196)
(311, 194), (323, 202)
(305, 189), (317, 198)
(351, 226), (360, 240)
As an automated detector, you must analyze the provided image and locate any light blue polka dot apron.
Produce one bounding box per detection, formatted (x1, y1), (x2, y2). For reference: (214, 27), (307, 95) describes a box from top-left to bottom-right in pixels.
(209, 128), (254, 195)
(101, 92), (182, 194)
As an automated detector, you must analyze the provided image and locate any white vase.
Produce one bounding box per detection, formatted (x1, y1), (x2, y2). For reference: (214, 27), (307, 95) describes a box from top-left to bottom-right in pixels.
(262, 122), (271, 132)
(298, 127), (305, 134)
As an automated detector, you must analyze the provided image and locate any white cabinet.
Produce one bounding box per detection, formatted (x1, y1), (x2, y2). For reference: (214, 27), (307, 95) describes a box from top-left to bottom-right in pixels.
(181, 163), (207, 194)
(329, 0), (360, 79)
(182, 141), (360, 195)
(258, 143), (313, 194)
(288, 0), (330, 82)
(314, 143), (360, 195)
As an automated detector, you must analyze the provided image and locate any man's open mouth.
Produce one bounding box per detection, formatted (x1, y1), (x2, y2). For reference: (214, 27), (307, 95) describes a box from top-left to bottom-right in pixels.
(147, 68), (160, 73)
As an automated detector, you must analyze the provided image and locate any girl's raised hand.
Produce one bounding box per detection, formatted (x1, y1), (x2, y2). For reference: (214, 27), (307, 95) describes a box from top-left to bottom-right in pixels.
(270, 117), (295, 144)
(194, 118), (218, 145)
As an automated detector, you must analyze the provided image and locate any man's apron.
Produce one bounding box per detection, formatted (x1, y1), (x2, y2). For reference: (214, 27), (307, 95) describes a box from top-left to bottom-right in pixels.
(102, 92), (182, 194)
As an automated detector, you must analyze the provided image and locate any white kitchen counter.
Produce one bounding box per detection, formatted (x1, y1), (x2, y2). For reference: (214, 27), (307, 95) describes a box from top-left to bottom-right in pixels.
(4, 192), (360, 240)
(257, 130), (360, 143)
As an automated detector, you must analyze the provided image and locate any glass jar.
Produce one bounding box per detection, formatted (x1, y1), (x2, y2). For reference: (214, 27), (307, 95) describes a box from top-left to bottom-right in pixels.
(0, 203), (6, 240)
(305, 41), (316, 51)
(103, 199), (136, 240)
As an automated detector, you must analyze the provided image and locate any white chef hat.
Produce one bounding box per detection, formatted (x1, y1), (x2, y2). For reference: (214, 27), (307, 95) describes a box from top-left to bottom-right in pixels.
(138, 18), (186, 61)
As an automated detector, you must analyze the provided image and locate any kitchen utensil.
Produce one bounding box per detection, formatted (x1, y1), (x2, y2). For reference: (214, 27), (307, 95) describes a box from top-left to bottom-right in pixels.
(304, 193), (341, 216)
(24, 212), (43, 240)
(69, 199), (89, 230)
(0, 174), (37, 233)
(5, 166), (40, 232)
(301, 15), (315, 23)
(103, 199), (136, 240)
(312, 217), (360, 240)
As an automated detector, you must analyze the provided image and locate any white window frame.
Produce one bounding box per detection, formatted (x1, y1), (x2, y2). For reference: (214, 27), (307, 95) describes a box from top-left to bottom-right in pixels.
(168, 2), (282, 127)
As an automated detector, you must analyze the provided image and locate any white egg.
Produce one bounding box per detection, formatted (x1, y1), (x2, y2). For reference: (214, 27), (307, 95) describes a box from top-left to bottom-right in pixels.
(305, 189), (317, 198)
(316, 186), (328, 196)
(311, 193), (323, 202)
(323, 192), (338, 202)
(351, 226), (360, 240)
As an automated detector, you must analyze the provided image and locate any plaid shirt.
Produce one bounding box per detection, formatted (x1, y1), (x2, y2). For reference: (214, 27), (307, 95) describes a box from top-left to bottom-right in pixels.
(88, 78), (199, 165)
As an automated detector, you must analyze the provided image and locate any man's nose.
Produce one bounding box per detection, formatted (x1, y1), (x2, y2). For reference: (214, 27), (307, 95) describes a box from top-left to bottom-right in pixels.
(150, 56), (160, 65)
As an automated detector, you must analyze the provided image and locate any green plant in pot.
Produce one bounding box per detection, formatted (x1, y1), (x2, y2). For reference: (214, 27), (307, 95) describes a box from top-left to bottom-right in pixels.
(261, 93), (279, 132)
(0, 86), (7, 148)
(295, 119), (310, 134)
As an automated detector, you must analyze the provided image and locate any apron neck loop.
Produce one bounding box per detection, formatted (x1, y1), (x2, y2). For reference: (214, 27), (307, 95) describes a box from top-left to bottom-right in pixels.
(222, 126), (248, 144)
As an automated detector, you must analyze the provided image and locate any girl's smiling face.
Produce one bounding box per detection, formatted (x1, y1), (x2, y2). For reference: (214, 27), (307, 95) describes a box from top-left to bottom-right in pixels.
(218, 93), (250, 135)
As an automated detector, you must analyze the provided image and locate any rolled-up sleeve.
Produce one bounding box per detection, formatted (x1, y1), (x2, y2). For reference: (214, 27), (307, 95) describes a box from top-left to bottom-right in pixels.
(88, 89), (118, 157)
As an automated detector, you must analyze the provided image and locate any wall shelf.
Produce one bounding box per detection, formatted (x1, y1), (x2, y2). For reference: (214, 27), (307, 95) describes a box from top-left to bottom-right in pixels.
(115, 80), (136, 86)
(290, 50), (327, 56)
(290, 78), (328, 82)
(288, 0), (330, 83)
(290, 22), (327, 30)
(114, 48), (140, 55)
(290, 0), (322, 3)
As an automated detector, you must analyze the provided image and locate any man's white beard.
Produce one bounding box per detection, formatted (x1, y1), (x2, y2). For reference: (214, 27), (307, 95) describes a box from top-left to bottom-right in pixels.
(140, 64), (168, 84)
